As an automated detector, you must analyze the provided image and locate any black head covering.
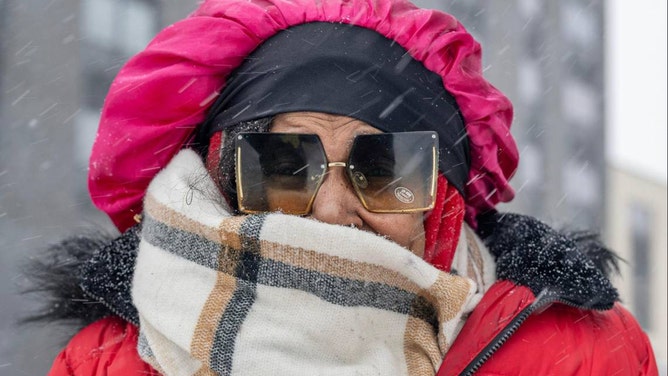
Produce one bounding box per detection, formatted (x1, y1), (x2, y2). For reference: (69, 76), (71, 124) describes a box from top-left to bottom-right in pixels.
(199, 22), (470, 194)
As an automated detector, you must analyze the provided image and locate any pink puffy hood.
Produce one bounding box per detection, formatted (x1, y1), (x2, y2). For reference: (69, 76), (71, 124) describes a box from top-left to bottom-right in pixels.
(89, 0), (518, 232)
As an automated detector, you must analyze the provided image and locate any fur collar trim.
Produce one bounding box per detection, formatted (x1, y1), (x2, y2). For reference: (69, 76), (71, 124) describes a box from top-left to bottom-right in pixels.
(477, 212), (619, 310)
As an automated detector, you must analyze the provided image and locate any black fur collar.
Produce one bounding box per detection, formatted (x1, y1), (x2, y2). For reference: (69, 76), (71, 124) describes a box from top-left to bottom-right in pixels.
(24, 212), (619, 329)
(22, 225), (141, 328)
(477, 212), (619, 310)
(77, 225), (141, 325)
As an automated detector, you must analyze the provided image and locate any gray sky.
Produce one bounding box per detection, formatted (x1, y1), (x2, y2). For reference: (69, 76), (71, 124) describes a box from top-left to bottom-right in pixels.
(606, 0), (667, 183)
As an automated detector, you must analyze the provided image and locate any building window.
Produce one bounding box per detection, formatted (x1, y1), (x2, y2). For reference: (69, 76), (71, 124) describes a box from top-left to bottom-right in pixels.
(562, 158), (598, 206)
(560, 1), (598, 49)
(518, 58), (542, 105)
(517, 0), (542, 19)
(561, 79), (598, 129)
(80, 0), (160, 109)
(630, 203), (652, 329)
(81, 0), (158, 56)
(77, 0), (160, 168)
(73, 109), (102, 202)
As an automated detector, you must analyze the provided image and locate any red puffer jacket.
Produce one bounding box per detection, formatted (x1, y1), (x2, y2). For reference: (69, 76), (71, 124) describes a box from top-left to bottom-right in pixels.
(44, 0), (657, 373)
(48, 316), (157, 376)
(49, 280), (656, 375)
(441, 281), (657, 375)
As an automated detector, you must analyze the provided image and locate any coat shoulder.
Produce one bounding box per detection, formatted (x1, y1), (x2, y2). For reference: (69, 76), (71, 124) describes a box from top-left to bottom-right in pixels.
(48, 316), (158, 376)
(440, 281), (657, 375)
(479, 301), (658, 375)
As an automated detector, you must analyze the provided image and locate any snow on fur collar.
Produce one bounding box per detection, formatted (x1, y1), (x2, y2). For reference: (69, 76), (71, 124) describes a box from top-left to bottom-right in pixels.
(477, 212), (619, 310)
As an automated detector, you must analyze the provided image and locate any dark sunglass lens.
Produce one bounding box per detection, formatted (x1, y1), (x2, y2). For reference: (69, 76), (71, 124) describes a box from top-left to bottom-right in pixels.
(236, 133), (326, 214)
(348, 132), (437, 212)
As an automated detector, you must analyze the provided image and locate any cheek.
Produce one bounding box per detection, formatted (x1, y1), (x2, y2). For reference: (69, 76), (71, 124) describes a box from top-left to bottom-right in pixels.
(367, 214), (425, 257)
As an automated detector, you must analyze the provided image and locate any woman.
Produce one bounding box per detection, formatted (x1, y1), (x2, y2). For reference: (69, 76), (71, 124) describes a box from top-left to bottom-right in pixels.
(36, 0), (656, 374)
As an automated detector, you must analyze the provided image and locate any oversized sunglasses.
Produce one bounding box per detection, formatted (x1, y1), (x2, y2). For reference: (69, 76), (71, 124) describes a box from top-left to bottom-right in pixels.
(235, 131), (438, 215)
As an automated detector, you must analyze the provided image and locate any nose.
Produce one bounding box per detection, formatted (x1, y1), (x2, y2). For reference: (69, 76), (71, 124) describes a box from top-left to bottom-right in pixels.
(310, 167), (365, 228)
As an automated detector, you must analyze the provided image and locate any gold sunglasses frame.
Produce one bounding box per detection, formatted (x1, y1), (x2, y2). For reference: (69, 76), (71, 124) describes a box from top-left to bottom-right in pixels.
(235, 132), (438, 215)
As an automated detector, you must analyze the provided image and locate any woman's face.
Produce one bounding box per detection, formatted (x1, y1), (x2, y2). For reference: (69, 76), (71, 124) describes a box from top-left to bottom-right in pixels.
(271, 112), (426, 257)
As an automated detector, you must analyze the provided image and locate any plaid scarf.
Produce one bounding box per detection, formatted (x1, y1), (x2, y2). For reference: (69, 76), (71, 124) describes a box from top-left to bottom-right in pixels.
(132, 149), (482, 375)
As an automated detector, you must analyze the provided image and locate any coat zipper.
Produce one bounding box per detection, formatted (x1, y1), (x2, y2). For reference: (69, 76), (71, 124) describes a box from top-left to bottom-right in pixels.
(458, 289), (609, 376)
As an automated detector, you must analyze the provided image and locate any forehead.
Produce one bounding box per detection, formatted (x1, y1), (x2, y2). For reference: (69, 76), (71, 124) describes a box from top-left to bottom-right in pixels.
(271, 112), (382, 136)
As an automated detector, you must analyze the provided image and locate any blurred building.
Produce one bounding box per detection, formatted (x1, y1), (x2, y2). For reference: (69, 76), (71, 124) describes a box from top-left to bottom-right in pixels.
(415, 0), (607, 230)
(0, 1), (194, 374)
(607, 165), (668, 370)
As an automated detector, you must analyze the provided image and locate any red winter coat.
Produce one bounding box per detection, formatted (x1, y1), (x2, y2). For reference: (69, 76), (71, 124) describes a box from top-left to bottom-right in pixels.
(48, 316), (157, 376)
(440, 281), (657, 375)
(49, 280), (657, 375)
(47, 0), (656, 374)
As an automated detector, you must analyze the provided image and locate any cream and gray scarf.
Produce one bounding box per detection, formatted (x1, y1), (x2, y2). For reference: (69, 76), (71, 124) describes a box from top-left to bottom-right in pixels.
(132, 149), (494, 376)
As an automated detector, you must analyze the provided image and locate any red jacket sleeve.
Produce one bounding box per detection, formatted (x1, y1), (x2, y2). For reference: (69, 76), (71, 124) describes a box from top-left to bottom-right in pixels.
(48, 316), (159, 376)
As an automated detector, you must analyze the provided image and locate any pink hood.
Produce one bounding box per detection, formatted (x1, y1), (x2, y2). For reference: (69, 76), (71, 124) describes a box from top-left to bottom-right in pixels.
(89, 0), (518, 232)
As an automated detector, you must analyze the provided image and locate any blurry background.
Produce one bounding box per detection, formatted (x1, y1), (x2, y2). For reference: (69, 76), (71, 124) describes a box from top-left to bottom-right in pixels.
(0, 0), (665, 374)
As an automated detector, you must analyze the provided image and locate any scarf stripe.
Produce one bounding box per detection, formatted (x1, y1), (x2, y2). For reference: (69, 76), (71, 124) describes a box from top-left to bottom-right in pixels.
(210, 215), (264, 373)
(211, 277), (257, 374)
(142, 216), (221, 269)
